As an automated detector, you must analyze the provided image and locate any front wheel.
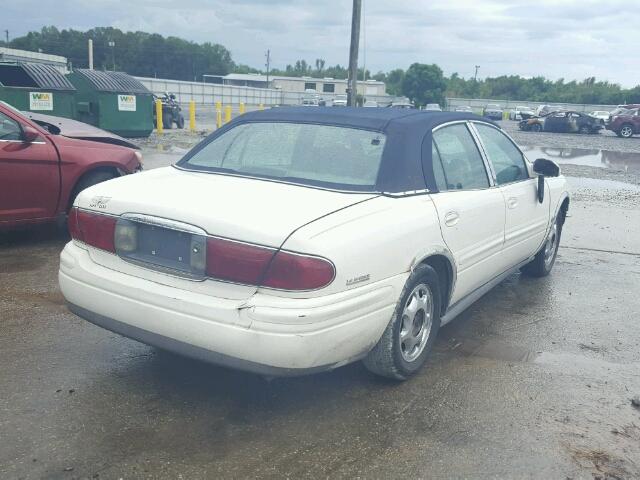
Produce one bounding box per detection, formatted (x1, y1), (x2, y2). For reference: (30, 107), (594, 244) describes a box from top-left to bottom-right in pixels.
(531, 123), (542, 132)
(521, 217), (562, 277)
(579, 125), (591, 134)
(176, 114), (185, 129)
(363, 264), (441, 380)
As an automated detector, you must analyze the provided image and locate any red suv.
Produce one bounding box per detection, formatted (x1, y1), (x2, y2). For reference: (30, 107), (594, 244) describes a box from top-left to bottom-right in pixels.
(0, 102), (142, 228)
(607, 107), (640, 138)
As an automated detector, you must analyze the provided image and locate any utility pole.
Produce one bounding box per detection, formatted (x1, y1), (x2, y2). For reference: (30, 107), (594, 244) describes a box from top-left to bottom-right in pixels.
(265, 49), (271, 87)
(474, 65), (480, 81)
(4, 30), (8, 44)
(88, 39), (94, 70)
(347, 0), (362, 107)
(362, 0), (366, 81)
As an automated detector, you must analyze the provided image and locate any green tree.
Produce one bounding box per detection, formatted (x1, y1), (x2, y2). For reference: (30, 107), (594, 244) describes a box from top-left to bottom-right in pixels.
(401, 63), (446, 107)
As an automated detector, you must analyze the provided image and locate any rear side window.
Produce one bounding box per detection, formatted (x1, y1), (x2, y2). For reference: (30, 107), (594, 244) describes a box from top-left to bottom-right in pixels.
(183, 122), (386, 190)
(432, 124), (489, 190)
(475, 124), (529, 185)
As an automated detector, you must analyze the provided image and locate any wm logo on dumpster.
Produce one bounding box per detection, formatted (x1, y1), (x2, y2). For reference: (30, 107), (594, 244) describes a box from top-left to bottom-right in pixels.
(29, 92), (53, 111)
(118, 95), (137, 112)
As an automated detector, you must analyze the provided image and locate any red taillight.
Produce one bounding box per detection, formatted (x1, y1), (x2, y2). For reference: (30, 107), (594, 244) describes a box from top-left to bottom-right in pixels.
(205, 237), (335, 290)
(206, 237), (275, 285)
(262, 251), (335, 291)
(68, 207), (116, 253)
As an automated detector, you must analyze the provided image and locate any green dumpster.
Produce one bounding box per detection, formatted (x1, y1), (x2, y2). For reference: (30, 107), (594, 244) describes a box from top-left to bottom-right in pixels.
(0, 62), (76, 118)
(67, 69), (153, 138)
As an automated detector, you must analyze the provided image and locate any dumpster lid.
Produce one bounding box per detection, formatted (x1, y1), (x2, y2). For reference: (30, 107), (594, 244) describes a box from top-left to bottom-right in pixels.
(0, 62), (75, 91)
(74, 69), (150, 94)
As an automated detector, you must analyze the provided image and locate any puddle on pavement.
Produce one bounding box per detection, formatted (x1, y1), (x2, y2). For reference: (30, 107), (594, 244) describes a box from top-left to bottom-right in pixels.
(521, 146), (640, 173)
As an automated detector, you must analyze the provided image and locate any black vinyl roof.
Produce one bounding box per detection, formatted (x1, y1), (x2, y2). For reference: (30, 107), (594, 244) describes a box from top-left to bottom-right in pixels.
(180, 107), (495, 193)
(238, 106), (482, 133)
(74, 69), (150, 94)
(0, 62), (75, 90)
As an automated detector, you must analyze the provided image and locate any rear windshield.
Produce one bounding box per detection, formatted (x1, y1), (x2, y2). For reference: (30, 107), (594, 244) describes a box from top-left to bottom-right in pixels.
(181, 122), (387, 191)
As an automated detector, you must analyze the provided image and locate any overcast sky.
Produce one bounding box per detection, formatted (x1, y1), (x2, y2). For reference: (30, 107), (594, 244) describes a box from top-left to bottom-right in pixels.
(4, 0), (639, 86)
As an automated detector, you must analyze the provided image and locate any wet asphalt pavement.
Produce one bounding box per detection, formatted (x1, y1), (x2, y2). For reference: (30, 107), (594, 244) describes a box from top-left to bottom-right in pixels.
(1, 122), (640, 479)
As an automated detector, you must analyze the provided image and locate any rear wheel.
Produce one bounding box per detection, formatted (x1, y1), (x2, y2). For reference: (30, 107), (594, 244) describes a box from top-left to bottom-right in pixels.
(619, 124), (634, 138)
(163, 113), (173, 130)
(521, 216), (562, 277)
(363, 264), (441, 380)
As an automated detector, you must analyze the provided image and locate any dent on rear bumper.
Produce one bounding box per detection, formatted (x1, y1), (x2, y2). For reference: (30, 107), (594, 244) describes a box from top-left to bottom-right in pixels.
(59, 242), (405, 373)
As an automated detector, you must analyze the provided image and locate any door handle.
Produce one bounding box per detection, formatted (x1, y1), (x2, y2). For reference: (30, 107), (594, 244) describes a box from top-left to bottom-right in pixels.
(444, 211), (460, 227)
(507, 197), (518, 209)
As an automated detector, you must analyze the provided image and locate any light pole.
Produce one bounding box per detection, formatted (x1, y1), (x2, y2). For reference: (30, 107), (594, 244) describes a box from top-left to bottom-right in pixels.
(347, 0), (362, 107)
(108, 40), (115, 71)
(474, 65), (480, 81)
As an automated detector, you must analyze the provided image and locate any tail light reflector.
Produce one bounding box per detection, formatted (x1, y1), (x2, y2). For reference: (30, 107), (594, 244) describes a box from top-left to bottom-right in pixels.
(68, 207), (117, 253)
(262, 251), (335, 291)
(205, 237), (335, 290)
(206, 237), (274, 285)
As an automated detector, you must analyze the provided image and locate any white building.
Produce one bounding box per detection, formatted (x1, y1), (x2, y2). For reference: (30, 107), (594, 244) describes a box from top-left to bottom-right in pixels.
(0, 47), (69, 73)
(217, 73), (387, 98)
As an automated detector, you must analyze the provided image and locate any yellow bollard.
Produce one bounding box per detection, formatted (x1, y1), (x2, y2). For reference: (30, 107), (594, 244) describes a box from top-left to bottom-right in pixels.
(215, 101), (222, 129)
(258, 103), (264, 111)
(155, 99), (163, 134)
(239, 102), (245, 115)
(224, 105), (232, 124)
(189, 100), (196, 132)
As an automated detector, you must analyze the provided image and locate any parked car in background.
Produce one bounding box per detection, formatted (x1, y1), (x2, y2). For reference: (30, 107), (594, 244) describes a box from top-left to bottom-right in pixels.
(546, 111), (603, 134)
(509, 106), (535, 121)
(483, 104), (503, 120)
(536, 105), (566, 117)
(454, 106), (473, 113)
(521, 111), (603, 134)
(59, 107), (569, 381)
(589, 111), (610, 123)
(425, 103), (442, 111)
(606, 107), (640, 138)
(363, 100), (378, 108)
(0, 101), (142, 229)
(390, 100), (415, 109)
(332, 94), (348, 107)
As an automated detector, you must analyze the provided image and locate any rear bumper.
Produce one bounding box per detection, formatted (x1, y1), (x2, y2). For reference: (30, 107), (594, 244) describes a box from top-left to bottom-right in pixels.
(59, 242), (404, 375)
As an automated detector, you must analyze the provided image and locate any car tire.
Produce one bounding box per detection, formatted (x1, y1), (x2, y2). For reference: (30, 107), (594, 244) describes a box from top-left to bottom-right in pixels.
(68, 170), (116, 211)
(578, 125), (591, 134)
(521, 216), (562, 277)
(531, 124), (542, 132)
(363, 264), (441, 380)
(619, 124), (634, 138)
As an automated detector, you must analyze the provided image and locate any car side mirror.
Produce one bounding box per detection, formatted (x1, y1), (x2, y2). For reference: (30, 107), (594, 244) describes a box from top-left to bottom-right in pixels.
(533, 158), (560, 204)
(22, 125), (40, 143)
(533, 158), (560, 177)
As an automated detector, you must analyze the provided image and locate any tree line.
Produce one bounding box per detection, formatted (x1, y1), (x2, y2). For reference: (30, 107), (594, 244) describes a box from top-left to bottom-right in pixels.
(3, 26), (639, 107)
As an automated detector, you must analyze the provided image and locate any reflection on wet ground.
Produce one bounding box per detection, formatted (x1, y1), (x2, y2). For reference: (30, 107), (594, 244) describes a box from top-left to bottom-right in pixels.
(522, 145), (640, 172)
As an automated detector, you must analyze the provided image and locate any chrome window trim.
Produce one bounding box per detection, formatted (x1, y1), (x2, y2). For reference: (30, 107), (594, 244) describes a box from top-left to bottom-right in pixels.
(0, 139), (46, 145)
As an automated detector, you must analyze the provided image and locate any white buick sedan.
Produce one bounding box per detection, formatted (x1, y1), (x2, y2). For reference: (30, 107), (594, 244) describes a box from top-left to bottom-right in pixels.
(59, 107), (569, 380)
